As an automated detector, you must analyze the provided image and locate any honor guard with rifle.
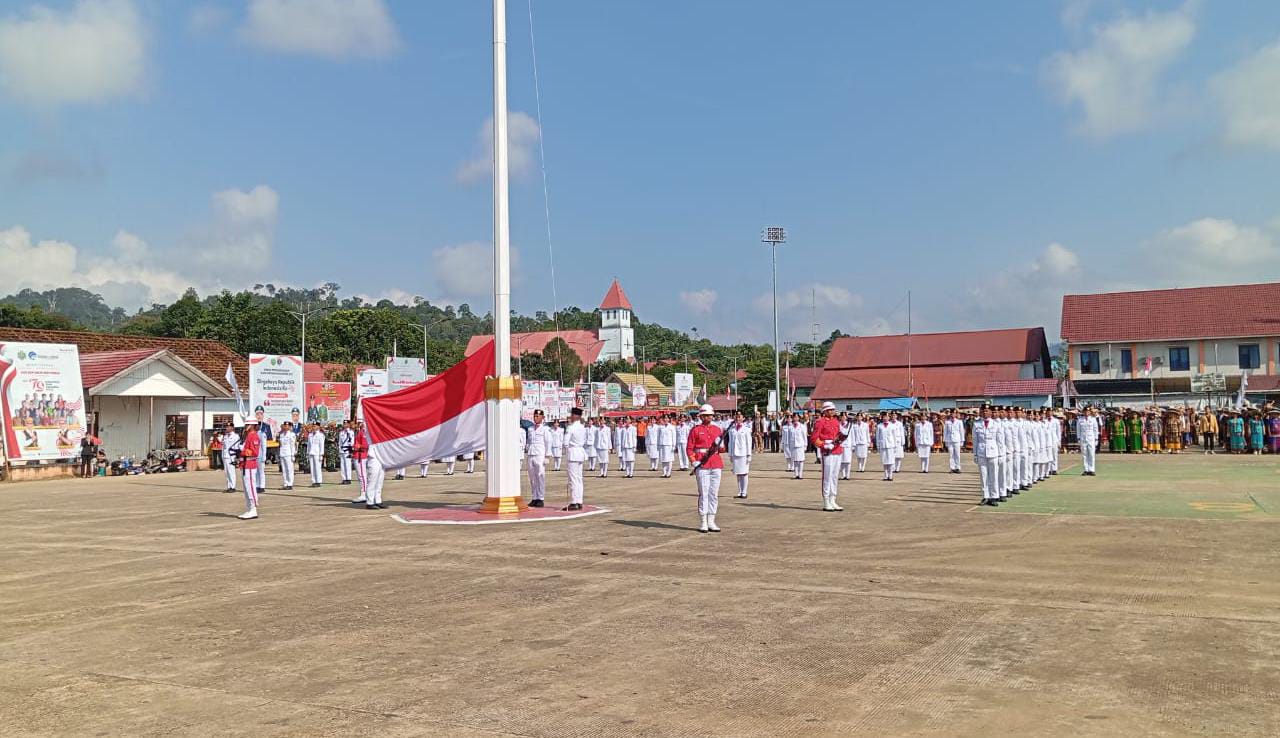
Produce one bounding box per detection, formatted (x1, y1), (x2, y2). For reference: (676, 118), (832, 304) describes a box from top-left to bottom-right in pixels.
(687, 404), (725, 533)
(811, 402), (845, 512)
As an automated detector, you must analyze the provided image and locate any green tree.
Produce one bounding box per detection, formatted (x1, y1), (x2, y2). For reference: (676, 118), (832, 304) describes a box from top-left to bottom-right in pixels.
(736, 359), (788, 414)
(157, 288), (206, 337)
(0, 303), (76, 330)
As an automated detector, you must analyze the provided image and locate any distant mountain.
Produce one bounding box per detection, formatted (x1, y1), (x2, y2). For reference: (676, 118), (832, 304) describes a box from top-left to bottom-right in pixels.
(0, 288), (128, 330)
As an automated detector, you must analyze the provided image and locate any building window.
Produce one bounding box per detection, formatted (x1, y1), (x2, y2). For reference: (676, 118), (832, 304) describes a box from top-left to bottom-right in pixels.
(1239, 344), (1261, 370)
(165, 415), (188, 449)
(1120, 349), (1132, 375)
(1080, 350), (1100, 375)
(1169, 347), (1190, 372)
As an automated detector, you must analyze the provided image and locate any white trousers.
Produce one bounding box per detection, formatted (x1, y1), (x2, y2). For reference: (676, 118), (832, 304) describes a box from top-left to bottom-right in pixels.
(242, 468), (258, 512)
(309, 453), (323, 484)
(420, 462), (430, 477)
(677, 445), (690, 469)
(445, 461), (455, 474)
(280, 453), (294, 487)
(366, 458), (385, 505)
(662, 461), (672, 477)
(255, 452), (266, 489)
(1050, 449), (1059, 472)
(919, 452), (930, 472)
(822, 455), (841, 501)
(223, 454), (237, 490)
(793, 458), (805, 479)
(1081, 442), (1097, 473)
(552, 452), (562, 471)
(341, 455), (352, 482)
(978, 456), (999, 500)
(566, 461), (584, 504)
(587, 452), (597, 470)
(528, 456), (546, 501)
(598, 456), (609, 477)
(947, 442), (961, 471)
(856, 445), (868, 472)
(649, 454), (658, 470)
(696, 468), (721, 515)
(1020, 452), (1032, 487)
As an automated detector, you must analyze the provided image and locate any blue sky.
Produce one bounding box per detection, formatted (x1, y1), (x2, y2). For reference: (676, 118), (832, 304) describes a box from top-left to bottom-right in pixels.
(2, 0), (1280, 343)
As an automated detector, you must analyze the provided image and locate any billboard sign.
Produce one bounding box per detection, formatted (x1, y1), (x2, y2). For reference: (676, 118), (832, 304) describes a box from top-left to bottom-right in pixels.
(304, 381), (352, 423)
(605, 382), (622, 411)
(248, 354), (304, 434)
(674, 373), (695, 405)
(386, 357), (428, 393)
(0, 342), (86, 462)
(355, 368), (388, 420)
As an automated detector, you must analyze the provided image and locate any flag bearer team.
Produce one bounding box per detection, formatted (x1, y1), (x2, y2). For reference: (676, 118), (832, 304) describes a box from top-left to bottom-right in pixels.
(218, 394), (1273, 528)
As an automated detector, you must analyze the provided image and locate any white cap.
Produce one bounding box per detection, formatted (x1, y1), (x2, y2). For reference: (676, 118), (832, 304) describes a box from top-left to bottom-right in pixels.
(821, 401), (836, 412)
(698, 404), (715, 416)
(243, 418), (258, 425)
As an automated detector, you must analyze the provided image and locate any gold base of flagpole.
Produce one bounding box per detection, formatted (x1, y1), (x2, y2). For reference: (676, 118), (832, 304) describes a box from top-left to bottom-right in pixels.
(477, 494), (529, 514)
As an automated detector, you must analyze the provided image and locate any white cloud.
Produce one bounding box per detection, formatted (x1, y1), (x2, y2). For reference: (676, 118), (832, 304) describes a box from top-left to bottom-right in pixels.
(456, 112), (541, 185)
(679, 289), (718, 315)
(1213, 39), (1280, 151)
(430, 241), (521, 305)
(188, 4), (230, 34)
(751, 283), (889, 341)
(1044, 4), (1195, 138)
(240, 0), (401, 59)
(1144, 217), (1280, 283)
(0, 0), (146, 107)
(0, 184), (282, 311)
(958, 243), (1088, 338)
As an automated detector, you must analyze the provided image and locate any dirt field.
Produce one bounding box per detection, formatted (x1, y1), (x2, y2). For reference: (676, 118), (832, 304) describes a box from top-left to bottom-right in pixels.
(2, 451), (1278, 737)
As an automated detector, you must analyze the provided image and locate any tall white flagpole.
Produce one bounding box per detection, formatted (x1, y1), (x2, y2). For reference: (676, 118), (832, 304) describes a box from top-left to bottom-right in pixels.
(481, 0), (526, 513)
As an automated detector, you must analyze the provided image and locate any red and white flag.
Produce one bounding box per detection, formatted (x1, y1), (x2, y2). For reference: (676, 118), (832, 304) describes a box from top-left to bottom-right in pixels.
(362, 340), (494, 468)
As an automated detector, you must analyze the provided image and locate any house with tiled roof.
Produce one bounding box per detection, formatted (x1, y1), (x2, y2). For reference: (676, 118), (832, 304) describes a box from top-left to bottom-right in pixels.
(1060, 283), (1280, 404)
(465, 280), (636, 369)
(812, 328), (1051, 410)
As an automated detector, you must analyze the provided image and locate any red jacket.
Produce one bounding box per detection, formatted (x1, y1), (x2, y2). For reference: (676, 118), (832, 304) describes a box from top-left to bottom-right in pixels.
(240, 430), (260, 470)
(351, 431), (370, 461)
(686, 423), (724, 470)
(811, 416), (844, 456)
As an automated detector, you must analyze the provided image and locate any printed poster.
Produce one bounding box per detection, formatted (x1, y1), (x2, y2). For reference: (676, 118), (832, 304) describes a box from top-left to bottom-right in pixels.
(248, 354), (304, 434)
(386, 357), (428, 393)
(304, 381), (352, 423)
(674, 373), (695, 405)
(356, 368), (389, 420)
(605, 383), (622, 411)
(0, 342), (86, 462)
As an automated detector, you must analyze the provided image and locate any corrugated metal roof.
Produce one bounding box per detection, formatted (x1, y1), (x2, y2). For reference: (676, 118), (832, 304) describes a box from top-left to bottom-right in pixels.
(610, 372), (670, 396)
(79, 349), (165, 389)
(464, 330), (604, 365)
(825, 328), (1046, 369)
(813, 364), (1022, 400)
(984, 378), (1059, 396)
(1061, 283), (1280, 343)
(0, 327), (246, 390)
(787, 366), (823, 388)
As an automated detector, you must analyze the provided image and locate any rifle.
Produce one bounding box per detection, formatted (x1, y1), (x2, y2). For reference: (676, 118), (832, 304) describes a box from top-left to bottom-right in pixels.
(688, 426), (727, 475)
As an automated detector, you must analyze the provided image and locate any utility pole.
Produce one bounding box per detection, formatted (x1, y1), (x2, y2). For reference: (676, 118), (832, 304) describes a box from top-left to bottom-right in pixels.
(762, 226), (787, 413)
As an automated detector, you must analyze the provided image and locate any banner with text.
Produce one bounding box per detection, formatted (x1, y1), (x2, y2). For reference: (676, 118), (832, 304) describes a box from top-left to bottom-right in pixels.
(304, 381), (352, 423)
(356, 368), (389, 420)
(386, 357), (428, 393)
(0, 342), (86, 462)
(674, 373), (695, 405)
(249, 354), (304, 434)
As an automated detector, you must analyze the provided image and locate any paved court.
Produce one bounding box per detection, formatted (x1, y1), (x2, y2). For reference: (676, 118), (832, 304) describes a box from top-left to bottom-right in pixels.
(2, 451), (1278, 737)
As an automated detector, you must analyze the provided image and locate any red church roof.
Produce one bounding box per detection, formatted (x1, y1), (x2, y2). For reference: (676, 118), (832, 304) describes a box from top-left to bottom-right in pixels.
(1061, 282), (1280, 343)
(599, 279), (633, 311)
(464, 330), (605, 366)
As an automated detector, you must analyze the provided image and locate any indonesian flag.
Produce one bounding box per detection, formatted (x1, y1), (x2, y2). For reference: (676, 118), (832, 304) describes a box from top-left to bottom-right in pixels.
(362, 340), (493, 468)
(1142, 356), (1153, 377)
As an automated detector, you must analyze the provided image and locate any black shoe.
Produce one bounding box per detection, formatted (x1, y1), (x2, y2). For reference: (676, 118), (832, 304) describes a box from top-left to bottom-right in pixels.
(257, 488), (265, 494)
(990, 500), (999, 506)
(376, 503), (388, 509)
(529, 499), (544, 508)
(366, 504), (378, 509)
(1011, 490), (1020, 495)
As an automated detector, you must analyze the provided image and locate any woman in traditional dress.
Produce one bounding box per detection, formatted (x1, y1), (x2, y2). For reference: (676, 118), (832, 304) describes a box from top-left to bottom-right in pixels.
(1247, 412), (1266, 455)
(1228, 412), (1246, 453)
(1266, 411), (1280, 454)
(1127, 412), (1144, 453)
(1163, 411), (1182, 453)
(1145, 412), (1162, 453)
(1109, 413), (1127, 453)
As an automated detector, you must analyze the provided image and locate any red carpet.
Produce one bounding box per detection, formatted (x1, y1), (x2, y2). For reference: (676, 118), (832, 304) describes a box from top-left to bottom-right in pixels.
(393, 503), (609, 525)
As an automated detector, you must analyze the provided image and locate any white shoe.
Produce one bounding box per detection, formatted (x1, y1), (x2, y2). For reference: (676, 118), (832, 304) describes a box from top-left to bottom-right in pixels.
(699, 515), (709, 533)
(830, 498), (844, 511)
(822, 496), (835, 511)
(238, 509), (258, 520)
(352, 497), (367, 503)
(707, 516), (720, 532)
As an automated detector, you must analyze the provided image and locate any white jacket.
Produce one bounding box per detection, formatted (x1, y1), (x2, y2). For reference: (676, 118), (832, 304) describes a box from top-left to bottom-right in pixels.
(564, 421), (587, 463)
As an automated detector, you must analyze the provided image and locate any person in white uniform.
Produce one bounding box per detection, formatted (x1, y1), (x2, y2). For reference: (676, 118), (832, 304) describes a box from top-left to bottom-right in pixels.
(277, 421), (297, 490)
(675, 417), (692, 470)
(914, 415), (934, 473)
(364, 455), (387, 509)
(338, 421), (355, 486)
(418, 459), (431, 477)
(890, 413), (906, 473)
(549, 420), (564, 471)
(875, 415), (896, 481)
(585, 419), (599, 471)
(442, 455), (456, 475)
(727, 413), (752, 498)
(850, 413), (871, 473)
(1076, 407), (1101, 476)
(943, 410), (965, 473)
(973, 406), (1001, 505)
(1049, 412), (1062, 474)
(563, 408), (587, 510)
(526, 410), (552, 506)
(688, 405), (724, 532)
(307, 424), (325, 487)
(220, 424), (240, 492)
(781, 418), (794, 473)
(838, 413), (854, 480)
(618, 417), (638, 477)
(595, 419), (613, 477)
(788, 417), (808, 479)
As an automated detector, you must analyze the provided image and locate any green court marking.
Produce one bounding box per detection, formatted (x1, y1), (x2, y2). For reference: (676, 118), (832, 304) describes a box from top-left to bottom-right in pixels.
(991, 454), (1280, 521)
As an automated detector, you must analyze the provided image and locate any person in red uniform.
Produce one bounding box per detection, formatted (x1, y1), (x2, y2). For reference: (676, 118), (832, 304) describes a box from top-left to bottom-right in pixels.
(810, 401), (845, 512)
(349, 422), (371, 505)
(238, 419), (261, 520)
(686, 404), (724, 533)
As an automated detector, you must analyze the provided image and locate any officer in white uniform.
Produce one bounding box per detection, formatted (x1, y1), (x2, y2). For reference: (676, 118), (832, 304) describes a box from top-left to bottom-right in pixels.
(549, 420), (564, 471)
(595, 419), (613, 477)
(338, 421), (355, 485)
(914, 416), (934, 473)
(727, 413), (752, 498)
(943, 411), (965, 473)
(890, 413), (906, 473)
(618, 417), (638, 477)
(781, 418), (794, 473)
(364, 455), (387, 509)
(585, 419), (599, 471)
(277, 421), (297, 490)
(851, 414), (871, 473)
(875, 415), (896, 481)
(973, 407), (1000, 505)
(788, 417), (808, 479)
(1076, 407), (1101, 476)
(838, 414), (854, 480)
(220, 424), (240, 492)
(1049, 413), (1062, 474)
(307, 424), (325, 486)
(653, 417), (674, 477)
(563, 408), (587, 509)
(675, 417), (692, 470)
(526, 410), (551, 506)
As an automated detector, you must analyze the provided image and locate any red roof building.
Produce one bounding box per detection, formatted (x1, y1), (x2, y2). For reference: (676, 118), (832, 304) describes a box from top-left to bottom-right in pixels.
(1060, 282), (1280, 403)
(813, 328), (1051, 409)
(599, 279), (633, 311)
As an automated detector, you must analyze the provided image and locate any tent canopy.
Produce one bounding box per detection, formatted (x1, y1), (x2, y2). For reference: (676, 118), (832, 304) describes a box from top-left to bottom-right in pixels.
(879, 397), (916, 410)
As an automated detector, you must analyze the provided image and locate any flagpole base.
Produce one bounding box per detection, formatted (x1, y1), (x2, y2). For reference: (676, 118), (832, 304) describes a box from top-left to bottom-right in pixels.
(477, 494), (529, 514)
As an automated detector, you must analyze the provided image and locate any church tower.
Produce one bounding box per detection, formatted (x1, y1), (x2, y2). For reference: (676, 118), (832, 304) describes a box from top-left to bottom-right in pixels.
(598, 279), (635, 362)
